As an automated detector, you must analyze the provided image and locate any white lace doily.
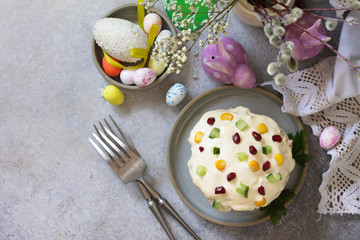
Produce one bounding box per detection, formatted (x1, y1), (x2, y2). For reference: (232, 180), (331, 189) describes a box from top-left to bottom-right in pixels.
(263, 58), (360, 215)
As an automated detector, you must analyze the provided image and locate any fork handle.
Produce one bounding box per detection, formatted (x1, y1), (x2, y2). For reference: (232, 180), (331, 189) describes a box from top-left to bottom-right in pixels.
(141, 180), (200, 240)
(137, 181), (175, 240)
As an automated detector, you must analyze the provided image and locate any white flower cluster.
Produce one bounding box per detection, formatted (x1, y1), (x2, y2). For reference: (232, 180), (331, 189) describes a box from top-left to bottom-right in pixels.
(146, 0), (235, 75)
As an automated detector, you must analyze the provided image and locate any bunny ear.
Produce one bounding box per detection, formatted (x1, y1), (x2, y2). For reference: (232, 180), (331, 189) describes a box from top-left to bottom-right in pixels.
(206, 60), (233, 76)
(216, 39), (237, 65)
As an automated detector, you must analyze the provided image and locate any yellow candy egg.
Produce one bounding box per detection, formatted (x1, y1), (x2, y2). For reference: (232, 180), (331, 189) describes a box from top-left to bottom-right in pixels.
(103, 85), (124, 105)
(149, 58), (166, 76)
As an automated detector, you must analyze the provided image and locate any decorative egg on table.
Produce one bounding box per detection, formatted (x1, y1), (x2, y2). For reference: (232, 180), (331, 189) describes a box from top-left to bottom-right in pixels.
(284, 14), (330, 60)
(144, 13), (162, 35)
(166, 83), (186, 106)
(133, 68), (157, 87)
(201, 37), (256, 89)
(319, 126), (341, 150)
(93, 18), (148, 63)
(103, 85), (125, 105)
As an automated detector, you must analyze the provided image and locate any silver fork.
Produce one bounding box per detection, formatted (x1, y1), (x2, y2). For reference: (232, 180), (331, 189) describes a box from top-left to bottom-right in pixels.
(89, 115), (200, 240)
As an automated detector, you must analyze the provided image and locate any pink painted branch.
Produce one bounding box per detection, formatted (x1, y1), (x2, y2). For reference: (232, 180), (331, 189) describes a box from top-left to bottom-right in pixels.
(267, 4), (359, 72)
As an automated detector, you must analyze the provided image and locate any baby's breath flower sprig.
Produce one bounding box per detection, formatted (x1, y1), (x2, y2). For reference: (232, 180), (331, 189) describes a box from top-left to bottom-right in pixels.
(148, 0), (237, 75)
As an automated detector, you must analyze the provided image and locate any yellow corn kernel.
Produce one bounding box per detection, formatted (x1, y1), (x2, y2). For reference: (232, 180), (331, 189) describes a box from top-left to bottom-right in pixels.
(194, 131), (204, 143)
(275, 154), (284, 166)
(215, 160), (226, 170)
(255, 197), (266, 207)
(248, 160), (260, 172)
(220, 112), (234, 121)
(256, 123), (268, 134)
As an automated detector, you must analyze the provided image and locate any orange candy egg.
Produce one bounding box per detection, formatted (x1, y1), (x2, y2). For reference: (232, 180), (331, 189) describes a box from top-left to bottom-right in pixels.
(102, 56), (122, 77)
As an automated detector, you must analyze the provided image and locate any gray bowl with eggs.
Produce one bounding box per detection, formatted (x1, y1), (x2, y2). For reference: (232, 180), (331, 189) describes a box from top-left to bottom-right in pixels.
(91, 4), (177, 90)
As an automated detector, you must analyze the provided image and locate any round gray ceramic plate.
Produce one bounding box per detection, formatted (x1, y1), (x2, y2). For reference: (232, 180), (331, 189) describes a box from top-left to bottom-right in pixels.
(167, 86), (308, 226)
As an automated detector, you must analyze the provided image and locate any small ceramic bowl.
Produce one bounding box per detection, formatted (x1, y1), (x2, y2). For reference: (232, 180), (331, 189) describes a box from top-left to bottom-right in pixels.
(233, 0), (295, 27)
(91, 4), (176, 90)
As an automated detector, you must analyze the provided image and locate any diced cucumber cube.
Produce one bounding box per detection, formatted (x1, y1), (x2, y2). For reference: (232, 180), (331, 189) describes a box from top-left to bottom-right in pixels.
(237, 152), (248, 162)
(209, 127), (220, 138)
(212, 200), (222, 209)
(236, 183), (249, 198)
(266, 173), (282, 183)
(235, 119), (248, 131)
(196, 165), (207, 176)
(262, 145), (272, 155)
(213, 147), (220, 155)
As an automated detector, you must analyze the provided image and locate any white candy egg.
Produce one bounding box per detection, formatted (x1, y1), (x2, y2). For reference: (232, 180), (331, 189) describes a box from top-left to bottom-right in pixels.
(319, 126), (341, 150)
(93, 18), (148, 63)
(133, 68), (157, 87)
(156, 30), (173, 43)
(149, 58), (167, 76)
(144, 13), (162, 35)
(166, 83), (186, 106)
(120, 69), (136, 85)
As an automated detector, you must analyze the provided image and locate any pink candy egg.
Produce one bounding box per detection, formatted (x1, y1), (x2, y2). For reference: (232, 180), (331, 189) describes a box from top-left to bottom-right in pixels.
(144, 13), (162, 35)
(133, 68), (157, 87)
(319, 126), (341, 150)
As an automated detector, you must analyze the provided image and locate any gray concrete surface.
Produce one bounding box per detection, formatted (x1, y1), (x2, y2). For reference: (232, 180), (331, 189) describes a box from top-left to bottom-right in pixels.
(0, 0), (359, 239)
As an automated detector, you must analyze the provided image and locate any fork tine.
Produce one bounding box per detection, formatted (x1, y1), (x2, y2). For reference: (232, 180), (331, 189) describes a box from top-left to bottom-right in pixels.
(89, 138), (121, 172)
(109, 115), (140, 156)
(92, 131), (125, 168)
(98, 122), (131, 162)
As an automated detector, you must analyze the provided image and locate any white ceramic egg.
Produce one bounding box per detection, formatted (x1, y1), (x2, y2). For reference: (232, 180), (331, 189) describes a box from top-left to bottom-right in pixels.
(93, 18), (148, 63)
(319, 126), (341, 150)
(148, 58), (167, 76)
(156, 30), (173, 43)
(166, 83), (186, 106)
(133, 68), (157, 87)
(143, 13), (162, 35)
(120, 69), (136, 85)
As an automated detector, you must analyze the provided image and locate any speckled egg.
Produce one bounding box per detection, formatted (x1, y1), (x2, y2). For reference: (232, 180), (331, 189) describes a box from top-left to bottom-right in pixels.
(120, 69), (136, 85)
(166, 83), (186, 106)
(156, 30), (172, 43)
(148, 58), (167, 76)
(93, 18), (148, 63)
(144, 13), (162, 35)
(133, 68), (157, 87)
(319, 126), (341, 150)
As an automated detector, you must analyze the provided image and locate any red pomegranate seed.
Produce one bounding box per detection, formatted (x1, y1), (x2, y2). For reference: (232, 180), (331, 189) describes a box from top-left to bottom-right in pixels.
(272, 135), (283, 142)
(199, 146), (204, 152)
(263, 161), (271, 171)
(215, 186), (226, 194)
(258, 186), (265, 195)
(249, 145), (257, 155)
(232, 133), (241, 144)
(252, 131), (262, 141)
(227, 172), (236, 181)
(207, 117), (215, 125)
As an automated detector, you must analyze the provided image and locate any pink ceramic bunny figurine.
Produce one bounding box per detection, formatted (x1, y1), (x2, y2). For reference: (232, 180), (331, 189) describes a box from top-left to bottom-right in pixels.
(284, 15), (330, 60)
(201, 37), (256, 88)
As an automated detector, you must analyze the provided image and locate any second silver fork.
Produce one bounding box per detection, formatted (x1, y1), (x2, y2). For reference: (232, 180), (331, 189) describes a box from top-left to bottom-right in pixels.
(89, 116), (200, 240)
